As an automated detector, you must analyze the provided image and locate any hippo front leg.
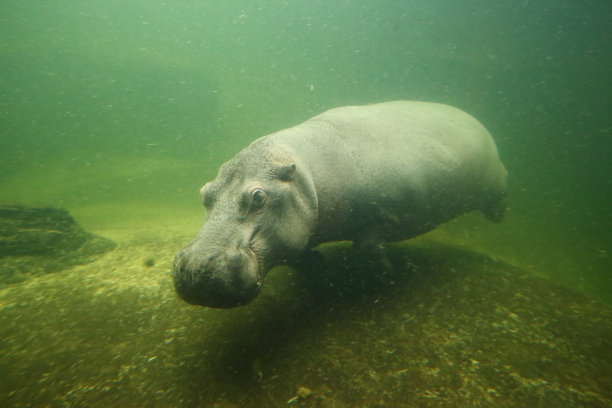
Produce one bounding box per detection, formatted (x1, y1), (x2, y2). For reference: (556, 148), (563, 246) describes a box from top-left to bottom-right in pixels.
(351, 219), (396, 275)
(285, 247), (327, 273)
(352, 240), (394, 276)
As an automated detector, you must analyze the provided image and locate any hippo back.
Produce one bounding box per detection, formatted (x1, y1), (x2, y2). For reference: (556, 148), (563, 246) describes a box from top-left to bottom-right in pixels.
(260, 101), (507, 245)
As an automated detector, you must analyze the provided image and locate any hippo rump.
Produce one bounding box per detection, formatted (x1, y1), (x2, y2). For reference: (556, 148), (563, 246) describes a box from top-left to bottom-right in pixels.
(173, 101), (507, 308)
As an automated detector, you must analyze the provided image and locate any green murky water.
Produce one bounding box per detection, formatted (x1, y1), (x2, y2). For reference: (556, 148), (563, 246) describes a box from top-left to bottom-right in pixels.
(1, 1), (610, 407)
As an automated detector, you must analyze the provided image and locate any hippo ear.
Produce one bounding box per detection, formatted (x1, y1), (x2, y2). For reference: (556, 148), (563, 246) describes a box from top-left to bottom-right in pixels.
(277, 163), (296, 181)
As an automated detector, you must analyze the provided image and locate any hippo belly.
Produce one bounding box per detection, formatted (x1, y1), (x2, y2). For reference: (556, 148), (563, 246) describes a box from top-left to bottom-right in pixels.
(173, 101), (508, 308)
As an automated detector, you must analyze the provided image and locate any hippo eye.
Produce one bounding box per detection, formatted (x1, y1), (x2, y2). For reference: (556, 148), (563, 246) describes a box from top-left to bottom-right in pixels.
(250, 188), (267, 209)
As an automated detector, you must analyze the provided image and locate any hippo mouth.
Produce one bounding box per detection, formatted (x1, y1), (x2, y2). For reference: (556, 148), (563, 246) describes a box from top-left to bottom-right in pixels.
(247, 225), (265, 285)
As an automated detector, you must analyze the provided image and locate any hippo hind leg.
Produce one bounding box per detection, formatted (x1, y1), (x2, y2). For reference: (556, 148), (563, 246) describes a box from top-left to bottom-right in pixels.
(481, 195), (506, 223)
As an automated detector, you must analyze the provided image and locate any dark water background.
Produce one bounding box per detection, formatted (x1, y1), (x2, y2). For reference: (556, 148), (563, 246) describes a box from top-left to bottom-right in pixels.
(1, 0), (611, 406)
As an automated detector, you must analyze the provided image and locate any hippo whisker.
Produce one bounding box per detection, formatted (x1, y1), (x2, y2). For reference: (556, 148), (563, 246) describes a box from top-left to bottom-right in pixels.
(248, 239), (266, 279)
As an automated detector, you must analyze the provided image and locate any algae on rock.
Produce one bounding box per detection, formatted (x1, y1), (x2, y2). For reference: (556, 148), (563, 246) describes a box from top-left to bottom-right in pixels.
(0, 205), (116, 284)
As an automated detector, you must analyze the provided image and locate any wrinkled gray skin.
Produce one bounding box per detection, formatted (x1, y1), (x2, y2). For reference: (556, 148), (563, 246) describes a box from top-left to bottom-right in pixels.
(173, 101), (507, 308)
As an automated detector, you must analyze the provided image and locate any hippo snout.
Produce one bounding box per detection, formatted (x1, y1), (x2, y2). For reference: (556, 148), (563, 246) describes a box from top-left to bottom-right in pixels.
(172, 245), (262, 308)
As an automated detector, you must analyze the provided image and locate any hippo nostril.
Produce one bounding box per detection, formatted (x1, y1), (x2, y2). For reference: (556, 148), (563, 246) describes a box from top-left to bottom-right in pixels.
(174, 247), (219, 281)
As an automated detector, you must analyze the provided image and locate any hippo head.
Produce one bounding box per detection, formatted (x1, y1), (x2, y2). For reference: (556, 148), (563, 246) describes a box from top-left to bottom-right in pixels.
(173, 143), (318, 308)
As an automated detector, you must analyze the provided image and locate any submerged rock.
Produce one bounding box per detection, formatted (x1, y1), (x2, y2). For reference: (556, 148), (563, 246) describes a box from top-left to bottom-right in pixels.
(0, 205), (116, 284)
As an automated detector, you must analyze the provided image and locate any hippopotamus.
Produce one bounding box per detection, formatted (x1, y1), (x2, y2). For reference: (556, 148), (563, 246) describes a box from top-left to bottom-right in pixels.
(173, 101), (507, 308)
